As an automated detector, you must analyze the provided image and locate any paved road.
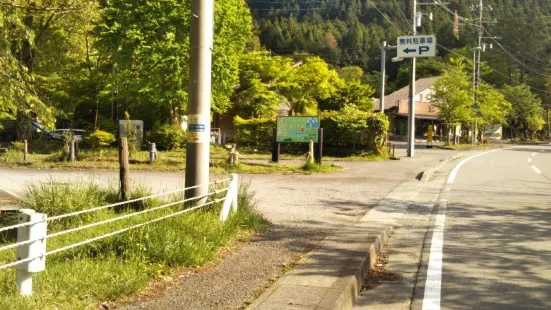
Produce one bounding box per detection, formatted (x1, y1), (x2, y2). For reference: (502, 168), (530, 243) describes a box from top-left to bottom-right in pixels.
(0, 146), (450, 230)
(413, 146), (551, 310)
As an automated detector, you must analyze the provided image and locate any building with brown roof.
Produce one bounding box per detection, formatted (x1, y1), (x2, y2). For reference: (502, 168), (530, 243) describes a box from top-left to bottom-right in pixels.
(374, 76), (443, 140)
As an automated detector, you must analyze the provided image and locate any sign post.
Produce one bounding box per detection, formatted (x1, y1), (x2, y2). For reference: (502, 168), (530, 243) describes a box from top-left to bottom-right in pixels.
(397, 35), (437, 157)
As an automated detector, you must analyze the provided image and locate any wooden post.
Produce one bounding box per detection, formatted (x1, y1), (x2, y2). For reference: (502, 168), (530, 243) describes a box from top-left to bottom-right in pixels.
(119, 137), (130, 201)
(308, 140), (314, 164)
(229, 143), (239, 165)
(271, 128), (280, 163)
(315, 128), (323, 164)
(69, 141), (75, 163)
(23, 140), (28, 163)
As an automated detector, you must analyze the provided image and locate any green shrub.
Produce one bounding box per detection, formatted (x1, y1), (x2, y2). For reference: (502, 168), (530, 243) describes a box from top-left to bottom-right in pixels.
(234, 116), (275, 147)
(10, 141), (24, 151)
(85, 130), (116, 149)
(147, 124), (186, 150)
(0, 179), (268, 309)
(320, 109), (389, 153)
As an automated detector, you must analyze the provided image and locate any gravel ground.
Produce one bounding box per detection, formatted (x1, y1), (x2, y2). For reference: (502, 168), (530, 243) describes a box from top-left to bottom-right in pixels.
(116, 226), (328, 310)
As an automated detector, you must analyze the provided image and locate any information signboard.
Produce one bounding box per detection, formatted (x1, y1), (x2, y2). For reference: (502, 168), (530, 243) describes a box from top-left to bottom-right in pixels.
(276, 116), (319, 143)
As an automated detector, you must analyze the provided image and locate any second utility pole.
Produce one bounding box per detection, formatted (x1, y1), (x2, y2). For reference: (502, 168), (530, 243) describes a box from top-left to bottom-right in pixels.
(407, 0), (417, 157)
(474, 0), (484, 144)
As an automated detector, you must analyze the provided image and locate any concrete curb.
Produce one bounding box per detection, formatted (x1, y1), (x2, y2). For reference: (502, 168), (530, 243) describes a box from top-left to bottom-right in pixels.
(316, 227), (392, 310)
(246, 225), (393, 310)
(420, 152), (464, 182)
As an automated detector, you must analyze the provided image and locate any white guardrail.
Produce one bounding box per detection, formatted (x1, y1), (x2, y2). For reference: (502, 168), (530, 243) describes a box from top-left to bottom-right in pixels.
(0, 174), (239, 296)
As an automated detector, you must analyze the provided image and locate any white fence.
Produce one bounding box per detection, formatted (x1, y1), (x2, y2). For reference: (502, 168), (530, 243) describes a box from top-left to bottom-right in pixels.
(0, 174), (239, 296)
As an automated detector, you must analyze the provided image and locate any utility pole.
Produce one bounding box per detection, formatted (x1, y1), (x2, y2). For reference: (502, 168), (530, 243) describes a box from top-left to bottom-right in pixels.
(185, 0), (214, 201)
(407, 0), (417, 157)
(474, 0), (484, 144)
(472, 47), (478, 145)
(380, 41), (387, 113)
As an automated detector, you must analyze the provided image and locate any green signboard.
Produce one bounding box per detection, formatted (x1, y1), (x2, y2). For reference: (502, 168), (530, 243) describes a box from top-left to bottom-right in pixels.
(276, 116), (319, 143)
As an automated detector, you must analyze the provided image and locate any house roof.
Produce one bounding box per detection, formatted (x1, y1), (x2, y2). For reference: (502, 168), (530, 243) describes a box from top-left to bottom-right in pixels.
(374, 76), (441, 111)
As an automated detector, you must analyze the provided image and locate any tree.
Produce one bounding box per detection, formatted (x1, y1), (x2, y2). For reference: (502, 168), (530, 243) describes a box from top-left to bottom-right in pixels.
(503, 84), (545, 140)
(329, 104), (370, 151)
(431, 58), (473, 143)
(476, 82), (511, 141)
(277, 57), (343, 115)
(338, 66), (364, 81)
(233, 52), (292, 118)
(94, 0), (252, 126)
(319, 79), (375, 112)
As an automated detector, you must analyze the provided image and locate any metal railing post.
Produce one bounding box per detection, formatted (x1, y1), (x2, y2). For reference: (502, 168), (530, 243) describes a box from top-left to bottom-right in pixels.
(220, 174), (239, 222)
(149, 143), (157, 163)
(69, 141), (75, 163)
(16, 209), (47, 296)
(231, 174), (238, 211)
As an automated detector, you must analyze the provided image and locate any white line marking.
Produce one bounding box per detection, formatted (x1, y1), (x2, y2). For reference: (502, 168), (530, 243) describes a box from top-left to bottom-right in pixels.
(531, 152), (537, 157)
(531, 165), (542, 174)
(447, 148), (507, 184)
(528, 158), (532, 163)
(422, 199), (447, 310)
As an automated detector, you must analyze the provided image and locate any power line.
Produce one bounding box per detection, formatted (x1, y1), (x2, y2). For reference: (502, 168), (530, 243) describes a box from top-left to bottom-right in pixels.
(437, 43), (551, 95)
(391, 0), (411, 31)
(383, 1), (551, 94)
(481, 26), (550, 78)
(369, 0), (407, 34)
(433, 3), (550, 78)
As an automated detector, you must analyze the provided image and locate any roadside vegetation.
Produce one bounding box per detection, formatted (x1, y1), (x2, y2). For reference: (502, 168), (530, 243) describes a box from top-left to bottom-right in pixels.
(0, 180), (269, 309)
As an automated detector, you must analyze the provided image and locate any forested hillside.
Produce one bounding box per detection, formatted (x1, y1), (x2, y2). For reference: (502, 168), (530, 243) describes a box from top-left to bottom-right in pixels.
(248, 0), (551, 94)
(1, 0), (550, 139)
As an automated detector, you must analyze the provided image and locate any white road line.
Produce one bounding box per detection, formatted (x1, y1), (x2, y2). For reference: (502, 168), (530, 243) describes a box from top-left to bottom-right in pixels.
(422, 199), (447, 310)
(531, 152), (537, 157)
(531, 165), (542, 174)
(528, 158), (532, 163)
(447, 148), (507, 184)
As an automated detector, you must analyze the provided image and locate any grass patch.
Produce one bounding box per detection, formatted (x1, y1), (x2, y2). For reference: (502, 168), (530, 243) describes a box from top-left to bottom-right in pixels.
(437, 143), (505, 150)
(0, 180), (268, 309)
(0, 145), (382, 173)
(223, 161), (342, 174)
(323, 151), (388, 162)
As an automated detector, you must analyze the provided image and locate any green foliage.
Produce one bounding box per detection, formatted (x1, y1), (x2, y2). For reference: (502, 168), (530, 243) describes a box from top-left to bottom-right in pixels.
(234, 116), (275, 147)
(94, 0), (252, 124)
(233, 52), (289, 118)
(476, 82), (511, 126)
(85, 130), (116, 149)
(147, 125), (186, 150)
(321, 108), (388, 153)
(0, 180), (268, 309)
(320, 79), (375, 111)
(0, 9), (54, 126)
(503, 84), (545, 138)
(366, 112), (390, 152)
(338, 66), (364, 81)
(432, 58), (473, 126)
(278, 57), (343, 115)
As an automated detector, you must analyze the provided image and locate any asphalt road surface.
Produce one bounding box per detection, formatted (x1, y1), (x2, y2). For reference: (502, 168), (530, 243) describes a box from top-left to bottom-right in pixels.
(415, 146), (551, 310)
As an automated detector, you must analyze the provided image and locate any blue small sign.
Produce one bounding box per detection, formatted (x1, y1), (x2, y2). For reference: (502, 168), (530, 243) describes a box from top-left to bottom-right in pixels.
(189, 124), (205, 132)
